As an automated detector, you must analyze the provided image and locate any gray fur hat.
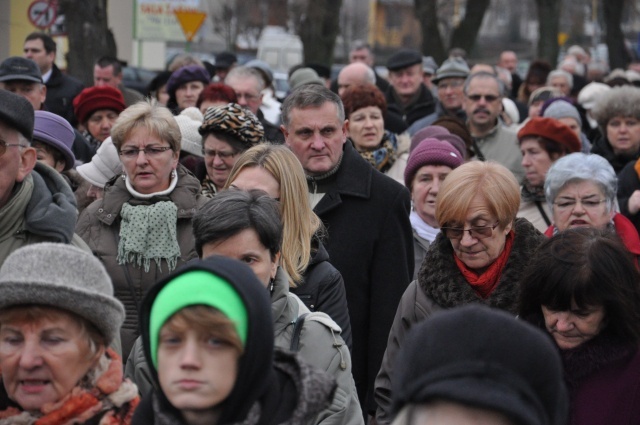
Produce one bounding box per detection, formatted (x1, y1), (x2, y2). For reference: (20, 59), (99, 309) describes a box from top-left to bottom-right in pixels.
(0, 243), (125, 345)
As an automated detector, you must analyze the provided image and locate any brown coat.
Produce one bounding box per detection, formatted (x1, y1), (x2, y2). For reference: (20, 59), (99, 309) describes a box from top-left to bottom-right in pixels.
(76, 165), (207, 357)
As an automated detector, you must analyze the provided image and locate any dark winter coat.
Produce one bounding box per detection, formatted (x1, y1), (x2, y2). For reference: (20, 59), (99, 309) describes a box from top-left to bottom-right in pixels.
(309, 140), (414, 414)
(44, 63), (84, 126)
(385, 84), (436, 128)
(291, 239), (353, 350)
(374, 218), (544, 425)
(591, 134), (640, 175)
(617, 160), (640, 236)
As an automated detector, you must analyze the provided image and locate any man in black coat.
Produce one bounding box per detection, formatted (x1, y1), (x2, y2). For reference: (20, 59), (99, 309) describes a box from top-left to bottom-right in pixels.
(23, 32), (84, 126)
(281, 84), (414, 419)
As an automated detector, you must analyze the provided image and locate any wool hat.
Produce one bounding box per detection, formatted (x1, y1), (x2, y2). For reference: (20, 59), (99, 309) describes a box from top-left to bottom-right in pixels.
(0, 89), (34, 141)
(33, 111), (76, 171)
(73, 85), (126, 125)
(410, 125), (450, 152)
(76, 137), (122, 187)
(0, 243), (125, 345)
(577, 82), (610, 110)
(387, 49), (423, 71)
(199, 102), (264, 148)
(404, 138), (463, 187)
(289, 68), (324, 91)
(392, 305), (568, 425)
(245, 59), (273, 86)
(0, 56), (42, 83)
(166, 65), (211, 98)
(431, 57), (470, 84)
(435, 133), (467, 159)
(542, 98), (582, 126)
(432, 116), (473, 154)
(422, 56), (438, 75)
(175, 107), (204, 157)
(215, 51), (238, 69)
(518, 116), (581, 154)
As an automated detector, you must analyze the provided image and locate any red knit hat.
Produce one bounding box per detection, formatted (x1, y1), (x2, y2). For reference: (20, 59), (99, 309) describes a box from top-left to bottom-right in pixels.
(73, 86), (126, 124)
(517, 117), (581, 154)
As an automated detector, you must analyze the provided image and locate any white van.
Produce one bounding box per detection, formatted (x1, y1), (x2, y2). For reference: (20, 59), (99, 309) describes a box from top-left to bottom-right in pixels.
(257, 26), (303, 73)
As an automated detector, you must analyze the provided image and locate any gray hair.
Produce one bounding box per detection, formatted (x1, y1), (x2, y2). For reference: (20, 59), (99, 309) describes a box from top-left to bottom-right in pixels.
(547, 70), (573, 90)
(193, 189), (282, 258)
(591, 86), (640, 129)
(544, 153), (617, 212)
(225, 66), (265, 93)
(281, 84), (345, 128)
(351, 40), (371, 53)
(17, 132), (31, 147)
(463, 72), (506, 97)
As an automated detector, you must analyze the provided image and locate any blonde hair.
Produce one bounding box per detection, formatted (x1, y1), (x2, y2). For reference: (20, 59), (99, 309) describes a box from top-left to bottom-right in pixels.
(110, 99), (181, 152)
(436, 161), (520, 228)
(225, 144), (323, 286)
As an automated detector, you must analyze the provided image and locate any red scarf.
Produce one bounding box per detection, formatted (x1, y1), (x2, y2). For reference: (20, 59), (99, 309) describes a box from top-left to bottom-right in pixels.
(454, 230), (515, 299)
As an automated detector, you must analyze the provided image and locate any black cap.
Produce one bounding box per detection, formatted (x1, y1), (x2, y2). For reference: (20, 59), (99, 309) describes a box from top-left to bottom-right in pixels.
(0, 57), (43, 84)
(215, 51), (238, 69)
(306, 63), (331, 79)
(0, 90), (35, 141)
(387, 49), (423, 71)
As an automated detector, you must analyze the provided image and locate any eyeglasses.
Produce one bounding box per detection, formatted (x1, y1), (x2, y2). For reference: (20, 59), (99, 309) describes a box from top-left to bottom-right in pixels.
(235, 92), (260, 102)
(203, 149), (238, 160)
(437, 80), (464, 90)
(119, 146), (172, 159)
(441, 222), (500, 240)
(553, 198), (607, 211)
(466, 94), (500, 102)
(0, 140), (26, 157)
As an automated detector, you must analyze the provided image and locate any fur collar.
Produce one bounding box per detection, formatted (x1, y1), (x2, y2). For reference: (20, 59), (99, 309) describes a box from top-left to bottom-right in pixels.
(417, 218), (543, 313)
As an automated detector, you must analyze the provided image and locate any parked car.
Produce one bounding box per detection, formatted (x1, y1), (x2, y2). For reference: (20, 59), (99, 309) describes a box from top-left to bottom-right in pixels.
(122, 66), (158, 94)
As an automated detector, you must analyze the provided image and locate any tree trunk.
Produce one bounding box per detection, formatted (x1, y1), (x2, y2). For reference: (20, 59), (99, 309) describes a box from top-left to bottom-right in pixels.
(59, 0), (116, 87)
(449, 0), (491, 57)
(298, 0), (343, 66)
(534, 0), (561, 67)
(603, 0), (630, 69)
(414, 0), (446, 63)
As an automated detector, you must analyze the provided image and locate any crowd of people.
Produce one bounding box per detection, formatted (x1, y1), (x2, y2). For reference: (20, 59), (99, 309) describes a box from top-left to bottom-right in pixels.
(0, 31), (639, 424)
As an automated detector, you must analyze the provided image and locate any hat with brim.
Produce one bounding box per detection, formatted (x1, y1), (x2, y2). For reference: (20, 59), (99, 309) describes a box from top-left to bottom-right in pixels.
(0, 56), (42, 83)
(387, 49), (423, 71)
(33, 111), (76, 171)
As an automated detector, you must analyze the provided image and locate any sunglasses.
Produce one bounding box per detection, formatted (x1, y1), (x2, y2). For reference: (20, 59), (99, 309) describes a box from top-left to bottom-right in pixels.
(440, 222), (500, 240)
(466, 94), (500, 102)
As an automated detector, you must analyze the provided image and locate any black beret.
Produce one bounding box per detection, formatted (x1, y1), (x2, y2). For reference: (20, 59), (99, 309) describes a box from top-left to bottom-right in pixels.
(387, 49), (423, 71)
(0, 89), (34, 141)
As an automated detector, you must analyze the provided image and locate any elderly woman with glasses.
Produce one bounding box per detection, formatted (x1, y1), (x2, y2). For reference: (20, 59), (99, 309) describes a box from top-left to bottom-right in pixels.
(76, 100), (208, 358)
(543, 152), (640, 259)
(374, 161), (544, 425)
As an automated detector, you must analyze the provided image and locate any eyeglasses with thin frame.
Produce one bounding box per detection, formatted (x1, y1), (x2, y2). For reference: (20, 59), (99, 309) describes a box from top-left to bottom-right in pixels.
(437, 80), (464, 90)
(466, 94), (500, 103)
(0, 140), (26, 157)
(235, 92), (260, 102)
(553, 198), (607, 211)
(119, 146), (172, 159)
(203, 149), (238, 160)
(440, 221), (500, 240)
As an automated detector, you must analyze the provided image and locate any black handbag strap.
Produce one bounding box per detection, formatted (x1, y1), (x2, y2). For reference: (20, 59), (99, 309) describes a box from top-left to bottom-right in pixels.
(472, 138), (485, 161)
(535, 201), (552, 226)
(290, 313), (309, 352)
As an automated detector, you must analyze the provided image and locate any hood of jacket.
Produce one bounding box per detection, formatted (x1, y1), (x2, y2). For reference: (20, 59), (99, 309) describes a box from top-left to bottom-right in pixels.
(417, 218), (544, 314)
(139, 256), (276, 425)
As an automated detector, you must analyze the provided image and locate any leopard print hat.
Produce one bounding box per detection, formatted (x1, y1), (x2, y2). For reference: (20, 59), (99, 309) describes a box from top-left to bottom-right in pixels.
(199, 103), (265, 148)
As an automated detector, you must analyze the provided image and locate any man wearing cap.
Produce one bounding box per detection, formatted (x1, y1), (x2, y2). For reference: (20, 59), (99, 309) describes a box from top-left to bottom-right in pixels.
(281, 84), (413, 419)
(385, 49), (435, 128)
(0, 90), (89, 266)
(0, 56), (94, 167)
(408, 57), (470, 136)
(463, 72), (524, 180)
(94, 56), (144, 107)
(336, 62), (406, 134)
(225, 66), (285, 143)
(213, 51), (237, 82)
(23, 32), (84, 126)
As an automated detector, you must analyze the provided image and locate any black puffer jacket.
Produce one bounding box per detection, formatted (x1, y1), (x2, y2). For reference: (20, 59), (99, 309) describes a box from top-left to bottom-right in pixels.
(591, 134), (640, 175)
(291, 239), (352, 350)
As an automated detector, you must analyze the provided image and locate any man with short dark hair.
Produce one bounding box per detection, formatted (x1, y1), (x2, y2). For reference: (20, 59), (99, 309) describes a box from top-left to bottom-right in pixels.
(23, 32), (84, 125)
(281, 84), (414, 419)
(385, 49), (435, 128)
(463, 72), (524, 180)
(93, 56), (143, 106)
(0, 90), (88, 266)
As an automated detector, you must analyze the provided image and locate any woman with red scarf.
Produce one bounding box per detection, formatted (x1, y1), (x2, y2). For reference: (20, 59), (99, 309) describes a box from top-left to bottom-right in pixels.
(373, 161), (545, 425)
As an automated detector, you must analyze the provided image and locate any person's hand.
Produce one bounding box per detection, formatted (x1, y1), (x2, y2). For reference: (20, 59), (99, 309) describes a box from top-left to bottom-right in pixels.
(628, 190), (640, 215)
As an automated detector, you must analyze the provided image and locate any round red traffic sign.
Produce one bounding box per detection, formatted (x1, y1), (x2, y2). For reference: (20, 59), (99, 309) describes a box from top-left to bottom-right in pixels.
(28, 0), (58, 29)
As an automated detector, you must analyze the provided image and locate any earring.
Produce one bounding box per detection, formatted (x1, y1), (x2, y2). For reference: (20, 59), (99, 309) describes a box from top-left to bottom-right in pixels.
(121, 173), (126, 180)
(269, 277), (275, 293)
(171, 169), (177, 178)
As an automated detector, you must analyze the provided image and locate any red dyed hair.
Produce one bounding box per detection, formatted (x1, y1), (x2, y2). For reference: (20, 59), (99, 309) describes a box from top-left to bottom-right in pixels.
(341, 83), (387, 117)
(197, 83), (238, 108)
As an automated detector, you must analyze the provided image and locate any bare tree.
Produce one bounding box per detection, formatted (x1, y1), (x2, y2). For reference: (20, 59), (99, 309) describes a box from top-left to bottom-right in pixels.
(297, 0), (343, 66)
(604, 0), (631, 69)
(414, 0), (490, 63)
(534, 0), (562, 66)
(59, 0), (116, 87)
